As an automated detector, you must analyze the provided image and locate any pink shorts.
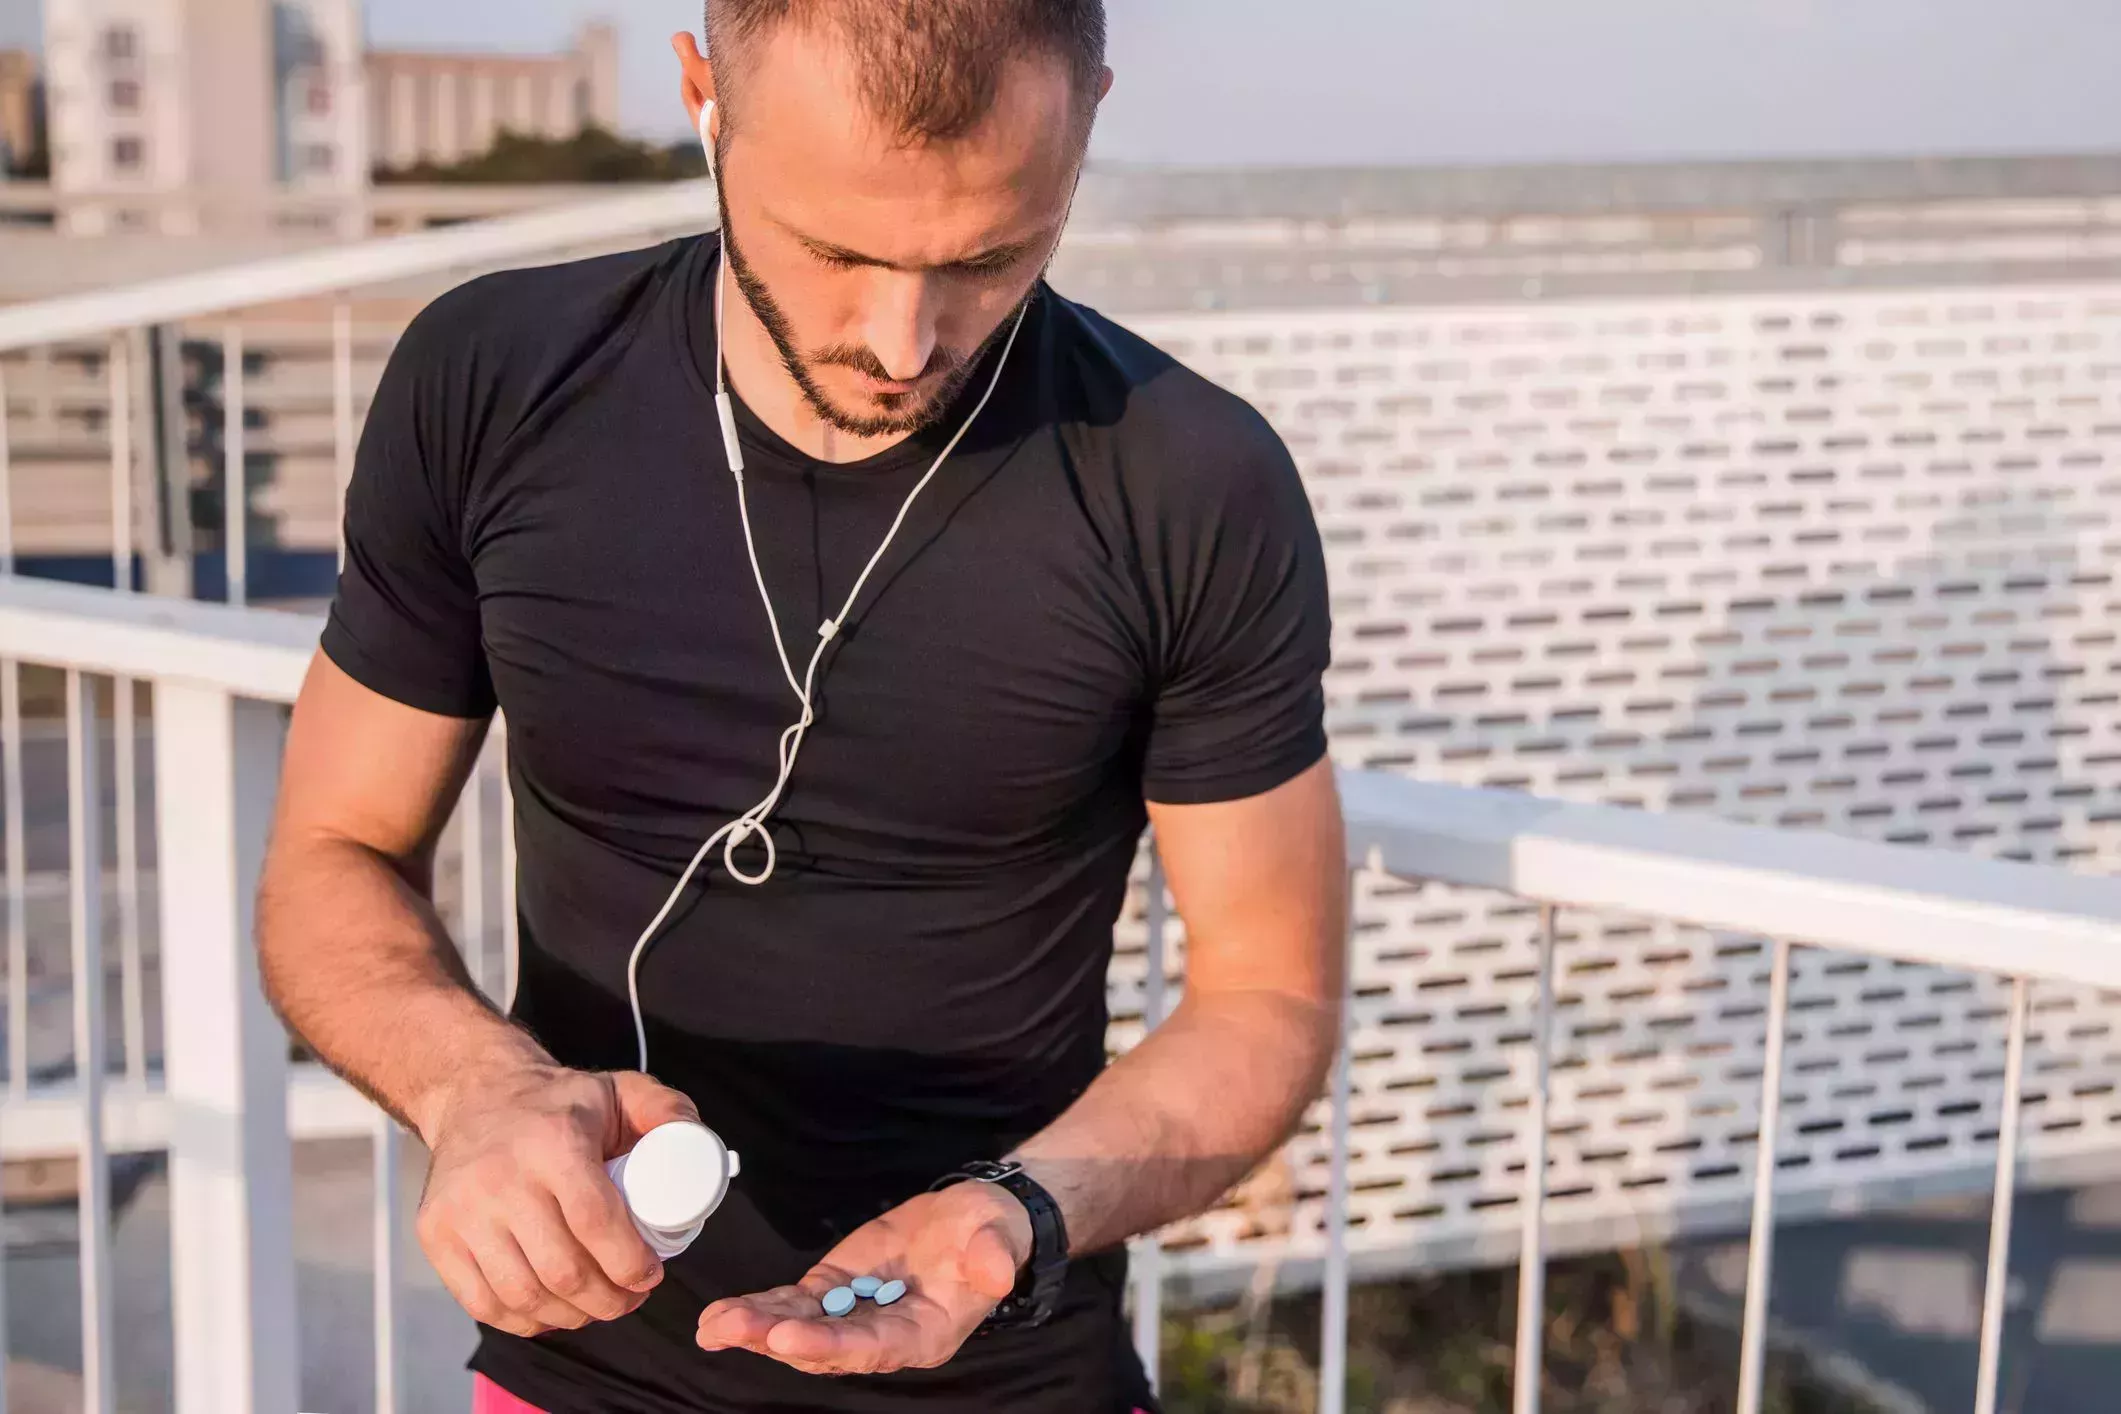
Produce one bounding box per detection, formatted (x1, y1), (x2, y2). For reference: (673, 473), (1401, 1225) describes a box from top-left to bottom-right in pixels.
(472, 1375), (547, 1414)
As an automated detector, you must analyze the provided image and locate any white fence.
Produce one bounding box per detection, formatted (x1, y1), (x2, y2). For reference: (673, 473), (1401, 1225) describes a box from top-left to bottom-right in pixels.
(1123, 285), (2121, 1278)
(0, 575), (2117, 1414)
(0, 200), (2120, 1412)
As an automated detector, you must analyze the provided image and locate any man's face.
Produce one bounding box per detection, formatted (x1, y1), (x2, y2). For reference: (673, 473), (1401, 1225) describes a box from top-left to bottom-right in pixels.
(711, 28), (1083, 437)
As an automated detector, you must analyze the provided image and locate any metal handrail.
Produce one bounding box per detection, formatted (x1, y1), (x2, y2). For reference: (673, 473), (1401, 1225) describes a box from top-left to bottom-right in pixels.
(1, 571), (2113, 1414)
(5, 573), (2119, 991)
(0, 180), (716, 352)
(1341, 766), (2121, 990)
(0, 575), (316, 700)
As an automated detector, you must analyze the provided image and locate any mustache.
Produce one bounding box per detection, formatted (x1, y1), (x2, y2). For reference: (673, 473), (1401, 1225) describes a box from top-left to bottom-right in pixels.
(809, 343), (966, 384)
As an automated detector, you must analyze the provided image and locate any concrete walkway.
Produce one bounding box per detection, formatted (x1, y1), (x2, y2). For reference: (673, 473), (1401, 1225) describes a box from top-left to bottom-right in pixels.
(4, 1138), (475, 1414)
(1681, 1184), (2121, 1414)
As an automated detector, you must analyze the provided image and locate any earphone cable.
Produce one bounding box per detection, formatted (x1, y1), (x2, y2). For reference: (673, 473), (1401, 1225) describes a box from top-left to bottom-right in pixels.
(623, 246), (1030, 1072)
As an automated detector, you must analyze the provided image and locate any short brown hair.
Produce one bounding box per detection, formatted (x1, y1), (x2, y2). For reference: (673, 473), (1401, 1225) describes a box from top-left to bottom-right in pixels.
(705, 0), (1107, 146)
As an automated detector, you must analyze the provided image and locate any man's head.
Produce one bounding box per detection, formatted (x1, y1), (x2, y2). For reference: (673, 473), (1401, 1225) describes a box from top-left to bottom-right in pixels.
(674, 2), (1110, 439)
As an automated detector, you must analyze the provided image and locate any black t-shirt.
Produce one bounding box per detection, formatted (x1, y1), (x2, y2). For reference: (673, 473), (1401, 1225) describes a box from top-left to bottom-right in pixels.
(322, 234), (1330, 1414)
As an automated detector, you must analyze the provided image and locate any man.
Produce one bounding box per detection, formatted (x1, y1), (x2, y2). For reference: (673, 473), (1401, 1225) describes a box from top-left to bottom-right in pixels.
(256, 3), (1345, 1411)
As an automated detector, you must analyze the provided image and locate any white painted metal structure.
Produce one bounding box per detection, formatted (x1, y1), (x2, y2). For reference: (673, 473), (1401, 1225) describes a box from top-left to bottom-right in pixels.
(0, 577), (2114, 1413)
(1107, 289), (2121, 1286)
(0, 205), (2118, 1412)
(0, 182), (717, 353)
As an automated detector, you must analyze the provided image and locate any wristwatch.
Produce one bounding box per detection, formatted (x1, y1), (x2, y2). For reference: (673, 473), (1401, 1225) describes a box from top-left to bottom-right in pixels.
(927, 1159), (1069, 1332)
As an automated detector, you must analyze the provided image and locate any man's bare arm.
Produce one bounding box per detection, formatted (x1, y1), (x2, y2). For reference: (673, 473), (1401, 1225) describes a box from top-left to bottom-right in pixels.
(258, 652), (698, 1337)
(1010, 758), (1347, 1254)
(694, 759), (1345, 1372)
(258, 652), (534, 1134)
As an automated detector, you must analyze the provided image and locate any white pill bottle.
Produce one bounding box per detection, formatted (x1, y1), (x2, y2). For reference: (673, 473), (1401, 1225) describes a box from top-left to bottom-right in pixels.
(605, 1121), (742, 1260)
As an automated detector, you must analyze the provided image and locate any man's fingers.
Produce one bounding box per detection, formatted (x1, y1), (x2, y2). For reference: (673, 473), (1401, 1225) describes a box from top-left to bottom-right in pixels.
(764, 1304), (937, 1372)
(764, 1315), (882, 1368)
(697, 1299), (778, 1351)
(514, 1192), (646, 1323)
(553, 1170), (663, 1293)
(465, 1221), (601, 1332)
(427, 1231), (552, 1339)
(698, 1287), (822, 1351)
(610, 1071), (700, 1146)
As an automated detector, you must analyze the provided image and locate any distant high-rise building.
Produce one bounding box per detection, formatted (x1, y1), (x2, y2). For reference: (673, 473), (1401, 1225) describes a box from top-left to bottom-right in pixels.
(275, 0), (369, 196)
(31, 5), (627, 235)
(364, 22), (620, 173)
(0, 50), (45, 175)
(40, 0), (367, 235)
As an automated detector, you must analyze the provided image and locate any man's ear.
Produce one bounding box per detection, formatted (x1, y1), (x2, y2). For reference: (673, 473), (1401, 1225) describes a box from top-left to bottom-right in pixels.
(1097, 66), (1115, 104)
(670, 31), (720, 131)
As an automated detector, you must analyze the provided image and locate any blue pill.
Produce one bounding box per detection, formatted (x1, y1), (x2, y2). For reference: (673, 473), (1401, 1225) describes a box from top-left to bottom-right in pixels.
(850, 1276), (883, 1298)
(874, 1279), (907, 1307)
(822, 1286), (858, 1317)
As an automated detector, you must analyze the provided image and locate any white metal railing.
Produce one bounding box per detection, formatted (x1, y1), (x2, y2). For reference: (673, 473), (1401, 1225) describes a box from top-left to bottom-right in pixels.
(0, 180), (715, 235)
(1129, 761), (2121, 1414)
(0, 181), (718, 605)
(0, 182), (716, 355)
(1, 575), (2118, 1411)
(5, 188), (2121, 1410)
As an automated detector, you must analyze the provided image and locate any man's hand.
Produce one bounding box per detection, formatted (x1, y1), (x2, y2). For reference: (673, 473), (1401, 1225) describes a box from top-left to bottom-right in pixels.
(415, 1065), (700, 1338)
(696, 1181), (1033, 1375)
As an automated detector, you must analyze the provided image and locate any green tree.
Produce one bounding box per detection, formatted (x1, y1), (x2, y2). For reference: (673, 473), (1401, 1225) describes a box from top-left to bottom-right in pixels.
(374, 124), (707, 185)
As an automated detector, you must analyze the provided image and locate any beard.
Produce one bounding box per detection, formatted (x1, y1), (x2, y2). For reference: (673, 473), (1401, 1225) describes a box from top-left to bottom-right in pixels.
(717, 208), (1029, 441)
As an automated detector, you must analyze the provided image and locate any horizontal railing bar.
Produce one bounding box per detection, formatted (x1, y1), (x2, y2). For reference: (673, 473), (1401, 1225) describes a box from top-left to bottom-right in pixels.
(0, 182), (716, 353)
(2, 586), (2118, 995)
(0, 575), (317, 702)
(0, 1065), (376, 1158)
(1339, 769), (2121, 992)
(0, 181), (694, 219)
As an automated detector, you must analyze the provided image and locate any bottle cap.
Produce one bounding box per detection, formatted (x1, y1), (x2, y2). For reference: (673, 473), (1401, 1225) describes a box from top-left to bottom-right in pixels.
(616, 1121), (739, 1232)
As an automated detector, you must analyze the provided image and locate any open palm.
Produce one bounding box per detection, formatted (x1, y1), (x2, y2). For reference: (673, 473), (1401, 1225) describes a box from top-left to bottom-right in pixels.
(695, 1183), (1029, 1376)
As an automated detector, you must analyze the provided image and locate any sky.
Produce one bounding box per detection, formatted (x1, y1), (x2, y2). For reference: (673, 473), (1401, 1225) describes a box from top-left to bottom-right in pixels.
(4, 0), (2120, 166)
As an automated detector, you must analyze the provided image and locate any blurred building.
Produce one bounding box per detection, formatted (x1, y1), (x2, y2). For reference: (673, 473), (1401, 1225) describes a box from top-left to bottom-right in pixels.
(0, 49), (44, 174)
(31, 4), (619, 235)
(40, 0), (368, 235)
(366, 22), (620, 172)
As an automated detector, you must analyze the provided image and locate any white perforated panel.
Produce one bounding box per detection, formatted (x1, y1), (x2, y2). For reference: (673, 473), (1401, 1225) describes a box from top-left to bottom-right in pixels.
(1106, 285), (2121, 1279)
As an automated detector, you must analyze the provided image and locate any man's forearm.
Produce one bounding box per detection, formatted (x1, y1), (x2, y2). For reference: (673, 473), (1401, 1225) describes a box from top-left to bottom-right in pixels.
(1010, 988), (1339, 1259)
(257, 832), (552, 1141)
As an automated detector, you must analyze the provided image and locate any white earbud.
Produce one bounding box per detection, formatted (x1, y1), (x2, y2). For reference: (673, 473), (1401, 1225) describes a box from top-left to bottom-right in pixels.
(698, 97), (745, 476)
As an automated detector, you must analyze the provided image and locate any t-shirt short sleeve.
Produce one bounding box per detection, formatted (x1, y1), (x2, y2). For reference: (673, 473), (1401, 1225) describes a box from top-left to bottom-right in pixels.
(1139, 406), (1332, 806)
(319, 296), (497, 720)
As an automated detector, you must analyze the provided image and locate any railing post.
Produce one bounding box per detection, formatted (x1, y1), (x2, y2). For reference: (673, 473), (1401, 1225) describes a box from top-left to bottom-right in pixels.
(333, 300), (355, 565)
(0, 358), (22, 1103)
(374, 1116), (405, 1414)
(501, 746), (519, 1012)
(107, 334), (132, 594)
(155, 684), (298, 1414)
(67, 672), (112, 1414)
(1513, 905), (1559, 1414)
(1736, 938), (1795, 1414)
(1974, 976), (2031, 1414)
(145, 323), (194, 598)
(1319, 869), (1358, 1414)
(223, 326), (247, 608)
(1130, 846), (1170, 1391)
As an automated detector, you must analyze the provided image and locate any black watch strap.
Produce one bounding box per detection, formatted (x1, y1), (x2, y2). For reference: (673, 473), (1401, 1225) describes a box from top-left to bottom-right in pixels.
(927, 1160), (1069, 1331)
